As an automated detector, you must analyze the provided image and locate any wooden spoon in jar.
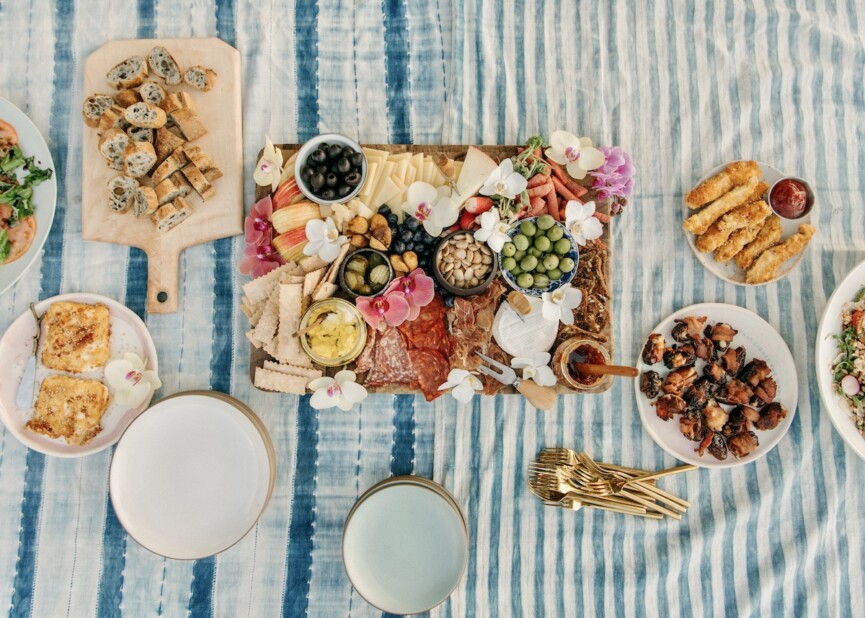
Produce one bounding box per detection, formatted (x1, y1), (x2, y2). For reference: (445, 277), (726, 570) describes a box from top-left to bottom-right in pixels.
(293, 312), (332, 339)
(569, 349), (638, 378)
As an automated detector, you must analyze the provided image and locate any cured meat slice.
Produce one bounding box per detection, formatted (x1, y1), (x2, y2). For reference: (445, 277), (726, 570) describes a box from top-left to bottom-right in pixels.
(447, 278), (506, 370)
(354, 328), (377, 374)
(408, 347), (450, 402)
(399, 295), (451, 356)
(364, 327), (418, 388)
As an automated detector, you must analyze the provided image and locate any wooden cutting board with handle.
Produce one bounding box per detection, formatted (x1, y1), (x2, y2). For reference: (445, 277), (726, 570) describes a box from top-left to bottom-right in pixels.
(81, 38), (243, 313)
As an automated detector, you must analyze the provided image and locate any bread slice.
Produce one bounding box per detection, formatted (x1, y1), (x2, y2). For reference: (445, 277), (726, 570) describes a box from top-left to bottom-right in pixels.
(26, 375), (109, 446)
(154, 127), (185, 166)
(82, 94), (115, 127)
(177, 91), (196, 111)
(159, 92), (183, 117)
(106, 55), (148, 89)
(137, 81), (166, 105)
(182, 145), (214, 170)
(122, 141), (157, 177)
(148, 46), (183, 85)
(181, 163), (216, 201)
(97, 105), (130, 136)
(124, 102), (167, 129)
(155, 172), (192, 205)
(107, 175), (139, 213)
(171, 108), (208, 141)
(204, 167), (223, 183)
(152, 196), (192, 232)
(98, 128), (130, 171)
(151, 147), (189, 185)
(184, 66), (217, 92)
(113, 89), (141, 108)
(132, 186), (159, 218)
(126, 126), (154, 144)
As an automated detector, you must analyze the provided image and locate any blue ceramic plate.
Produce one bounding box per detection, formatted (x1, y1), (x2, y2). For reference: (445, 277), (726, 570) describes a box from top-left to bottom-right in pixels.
(499, 217), (579, 297)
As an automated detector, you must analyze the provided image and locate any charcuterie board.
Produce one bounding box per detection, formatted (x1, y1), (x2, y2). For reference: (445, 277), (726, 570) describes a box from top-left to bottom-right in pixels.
(81, 38), (243, 314)
(247, 144), (615, 396)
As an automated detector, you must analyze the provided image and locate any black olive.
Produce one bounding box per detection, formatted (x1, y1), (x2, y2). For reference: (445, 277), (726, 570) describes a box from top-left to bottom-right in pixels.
(336, 157), (351, 174)
(341, 146), (355, 158)
(300, 165), (314, 181)
(325, 173), (338, 187)
(309, 173), (325, 191)
(309, 149), (327, 164)
(320, 188), (336, 200)
(345, 171), (362, 186)
(327, 144), (343, 160)
(317, 164), (330, 175)
(392, 240), (406, 254)
(350, 152), (364, 167)
(337, 184), (353, 197)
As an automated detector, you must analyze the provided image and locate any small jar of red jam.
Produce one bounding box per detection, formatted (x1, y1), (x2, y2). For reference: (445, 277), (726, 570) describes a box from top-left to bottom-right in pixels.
(768, 177), (813, 220)
(552, 338), (612, 392)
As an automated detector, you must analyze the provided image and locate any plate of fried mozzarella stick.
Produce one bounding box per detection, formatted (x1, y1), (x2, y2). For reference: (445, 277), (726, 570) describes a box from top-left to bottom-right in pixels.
(682, 160), (815, 286)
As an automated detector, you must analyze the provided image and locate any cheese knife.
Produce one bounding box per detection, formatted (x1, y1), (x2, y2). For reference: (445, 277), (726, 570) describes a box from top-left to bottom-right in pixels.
(15, 303), (42, 411)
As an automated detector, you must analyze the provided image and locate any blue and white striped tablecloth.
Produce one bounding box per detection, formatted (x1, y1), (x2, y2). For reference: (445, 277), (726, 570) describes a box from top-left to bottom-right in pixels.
(0, 0), (863, 616)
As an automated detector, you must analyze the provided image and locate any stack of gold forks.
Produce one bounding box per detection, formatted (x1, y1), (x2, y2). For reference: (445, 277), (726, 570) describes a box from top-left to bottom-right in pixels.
(528, 447), (696, 520)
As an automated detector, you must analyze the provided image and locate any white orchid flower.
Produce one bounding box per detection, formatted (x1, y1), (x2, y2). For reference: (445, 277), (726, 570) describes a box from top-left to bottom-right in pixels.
(402, 182), (458, 237)
(541, 286), (584, 325)
(473, 209), (512, 253)
(480, 158), (528, 200)
(511, 353), (558, 387)
(544, 130), (605, 180)
(304, 217), (348, 262)
(438, 368), (483, 403)
(564, 200), (603, 246)
(308, 370), (368, 411)
(104, 353), (161, 408)
(254, 136), (284, 192)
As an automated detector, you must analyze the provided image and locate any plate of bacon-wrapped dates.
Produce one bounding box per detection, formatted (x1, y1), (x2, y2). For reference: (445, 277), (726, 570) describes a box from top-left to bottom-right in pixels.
(635, 303), (798, 468)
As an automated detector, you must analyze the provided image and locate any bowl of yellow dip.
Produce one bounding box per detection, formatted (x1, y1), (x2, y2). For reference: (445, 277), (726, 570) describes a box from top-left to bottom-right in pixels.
(299, 298), (367, 367)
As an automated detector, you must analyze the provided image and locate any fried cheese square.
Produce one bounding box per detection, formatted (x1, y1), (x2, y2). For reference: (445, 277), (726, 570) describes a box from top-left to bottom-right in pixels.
(41, 301), (111, 372)
(26, 375), (110, 445)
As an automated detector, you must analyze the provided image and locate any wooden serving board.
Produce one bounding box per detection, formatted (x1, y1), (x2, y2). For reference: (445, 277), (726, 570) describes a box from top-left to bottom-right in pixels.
(81, 38), (243, 314)
(249, 144), (615, 396)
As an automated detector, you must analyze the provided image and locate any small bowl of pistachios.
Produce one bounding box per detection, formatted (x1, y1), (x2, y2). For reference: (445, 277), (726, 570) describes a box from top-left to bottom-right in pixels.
(338, 248), (394, 300)
(432, 230), (498, 297)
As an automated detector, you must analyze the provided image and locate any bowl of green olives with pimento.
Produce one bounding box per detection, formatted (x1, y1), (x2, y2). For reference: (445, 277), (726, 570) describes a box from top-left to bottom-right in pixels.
(294, 133), (368, 205)
(498, 215), (578, 296)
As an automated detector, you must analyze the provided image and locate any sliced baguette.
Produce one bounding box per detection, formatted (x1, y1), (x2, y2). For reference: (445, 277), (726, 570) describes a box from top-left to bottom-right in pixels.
(159, 92), (183, 116)
(148, 46), (183, 86)
(126, 126), (154, 144)
(177, 91), (196, 111)
(122, 141), (157, 178)
(155, 172), (192, 206)
(137, 81), (166, 105)
(154, 127), (185, 166)
(106, 55), (148, 89)
(184, 66), (217, 91)
(113, 89), (141, 108)
(182, 145), (215, 171)
(151, 147), (189, 186)
(98, 128), (130, 171)
(107, 175), (139, 213)
(181, 163), (216, 201)
(132, 186), (159, 218)
(82, 94), (115, 127)
(204, 167), (223, 183)
(124, 102), (167, 129)
(171, 108), (208, 141)
(97, 105), (130, 136)
(152, 196), (192, 232)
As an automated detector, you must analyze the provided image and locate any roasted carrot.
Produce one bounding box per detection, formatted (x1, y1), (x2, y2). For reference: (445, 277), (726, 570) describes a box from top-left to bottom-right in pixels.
(527, 173), (550, 189)
(527, 182), (553, 198)
(528, 196), (546, 216)
(545, 190), (560, 221)
(552, 176), (582, 203)
(546, 158), (589, 197)
(593, 211), (612, 224)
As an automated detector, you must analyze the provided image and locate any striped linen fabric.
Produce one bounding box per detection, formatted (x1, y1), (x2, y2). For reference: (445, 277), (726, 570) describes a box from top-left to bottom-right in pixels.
(0, 0), (862, 616)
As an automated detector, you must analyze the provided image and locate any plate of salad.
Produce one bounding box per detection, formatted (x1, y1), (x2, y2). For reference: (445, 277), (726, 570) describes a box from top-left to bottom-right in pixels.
(0, 96), (55, 296)
(816, 257), (865, 459)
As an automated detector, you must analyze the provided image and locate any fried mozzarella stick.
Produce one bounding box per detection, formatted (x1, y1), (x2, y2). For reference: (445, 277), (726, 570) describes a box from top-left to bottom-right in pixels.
(685, 160), (760, 208)
(715, 215), (769, 263)
(734, 215), (782, 270)
(683, 178), (765, 235)
(695, 200), (771, 253)
(745, 224), (815, 284)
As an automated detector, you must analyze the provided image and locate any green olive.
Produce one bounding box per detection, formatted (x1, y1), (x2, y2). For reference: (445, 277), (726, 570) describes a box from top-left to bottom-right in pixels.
(528, 247), (542, 258)
(532, 274), (550, 288)
(554, 238), (573, 255)
(537, 214), (555, 230)
(547, 268), (563, 280)
(535, 262), (547, 274)
(516, 273), (534, 289)
(519, 221), (537, 237)
(559, 257), (576, 272)
(546, 225), (564, 242)
(543, 254), (559, 270)
(501, 242), (516, 257)
(513, 234), (530, 251)
(513, 250), (526, 262)
(534, 236), (551, 252)
(510, 266), (523, 277)
(520, 255), (538, 271)
(502, 256), (516, 271)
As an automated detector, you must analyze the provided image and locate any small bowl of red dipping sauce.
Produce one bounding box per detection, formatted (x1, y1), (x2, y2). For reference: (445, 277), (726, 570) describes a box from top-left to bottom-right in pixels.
(768, 177), (814, 220)
(551, 338), (612, 392)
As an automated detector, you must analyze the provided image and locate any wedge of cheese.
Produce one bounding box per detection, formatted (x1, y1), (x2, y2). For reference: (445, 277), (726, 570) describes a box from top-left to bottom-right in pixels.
(453, 146), (497, 207)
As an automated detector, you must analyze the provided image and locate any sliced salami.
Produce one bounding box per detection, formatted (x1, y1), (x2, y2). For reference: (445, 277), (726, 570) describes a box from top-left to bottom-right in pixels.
(408, 347), (450, 402)
(365, 327), (418, 388)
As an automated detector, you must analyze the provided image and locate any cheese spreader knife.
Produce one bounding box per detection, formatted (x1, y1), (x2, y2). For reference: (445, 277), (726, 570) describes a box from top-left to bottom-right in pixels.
(15, 303), (42, 411)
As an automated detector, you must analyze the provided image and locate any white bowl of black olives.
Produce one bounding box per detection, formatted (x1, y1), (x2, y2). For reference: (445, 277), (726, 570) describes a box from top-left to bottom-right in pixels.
(294, 133), (367, 204)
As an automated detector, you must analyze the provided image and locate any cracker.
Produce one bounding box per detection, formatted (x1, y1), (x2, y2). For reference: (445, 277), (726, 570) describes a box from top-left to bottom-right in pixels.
(254, 367), (308, 395)
(300, 254), (328, 273)
(262, 360), (323, 380)
(276, 283), (311, 366)
(279, 271), (305, 284)
(246, 330), (263, 349)
(240, 302), (254, 319)
(249, 301), (267, 328)
(312, 282), (338, 302)
(252, 285), (281, 345)
(242, 262), (295, 305)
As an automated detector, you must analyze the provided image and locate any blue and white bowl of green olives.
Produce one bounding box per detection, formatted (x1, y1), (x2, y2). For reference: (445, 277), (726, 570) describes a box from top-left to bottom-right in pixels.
(498, 215), (579, 296)
(295, 133), (368, 205)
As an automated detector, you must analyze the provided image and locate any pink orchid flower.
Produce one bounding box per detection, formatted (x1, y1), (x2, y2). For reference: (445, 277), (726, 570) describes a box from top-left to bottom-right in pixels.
(245, 195), (274, 245)
(356, 291), (410, 330)
(384, 268), (435, 321)
(239, 231), (284, 278)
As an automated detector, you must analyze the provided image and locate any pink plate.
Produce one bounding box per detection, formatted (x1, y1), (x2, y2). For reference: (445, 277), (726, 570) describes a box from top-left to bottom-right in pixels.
(0, 293), (158, 457)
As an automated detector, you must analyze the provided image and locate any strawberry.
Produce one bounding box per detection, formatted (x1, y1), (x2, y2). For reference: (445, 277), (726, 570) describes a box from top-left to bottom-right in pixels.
(464, 196), (493, 215)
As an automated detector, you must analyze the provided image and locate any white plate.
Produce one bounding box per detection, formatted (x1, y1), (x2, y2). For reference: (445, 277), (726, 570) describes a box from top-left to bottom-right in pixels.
(684, 162), (812, 286)
(0, 293), (158, 457)
(816, 258), (865, 459)
(110, 391), (275, 559)
(635, 303), (798, 468)
(343, 477), (468, 615)
(0, 96), (57, 296)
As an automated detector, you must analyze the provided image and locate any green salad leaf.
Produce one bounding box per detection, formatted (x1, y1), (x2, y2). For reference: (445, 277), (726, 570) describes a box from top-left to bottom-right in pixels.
(0, 145), (25, 174)
(0, 144), (52, 227)
(0, 229), (9, 264)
